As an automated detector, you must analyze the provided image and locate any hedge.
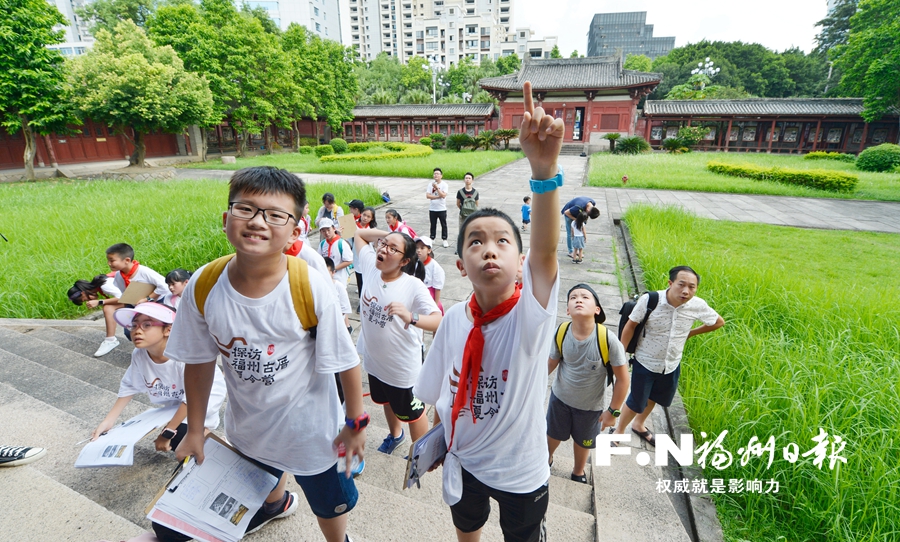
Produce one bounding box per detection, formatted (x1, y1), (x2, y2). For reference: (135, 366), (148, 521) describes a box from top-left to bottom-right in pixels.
(315, 144), (334, 157)
(804, 151), (856, 163)
(330, 138), (348, 154)
(706, 161), (858, 193)
(297, 137), (317, 147)
(346, 142), (410, 153)
(319, 143), (433, 162)
(297, 146), (314, 154)
(856, 143), (900, 172)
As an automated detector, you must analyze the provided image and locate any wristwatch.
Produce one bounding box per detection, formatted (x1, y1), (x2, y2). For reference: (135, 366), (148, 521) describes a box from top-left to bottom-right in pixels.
(160, 428), (178, 440)
(607, 406), (621, 418)
(410, 312), (420, 327)
(98, 299), (104, 306)
(345, 412), (370, 432)
(529, 166), (564, 194)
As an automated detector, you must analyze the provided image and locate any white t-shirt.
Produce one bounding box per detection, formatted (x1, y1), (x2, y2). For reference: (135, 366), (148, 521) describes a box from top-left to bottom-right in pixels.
(100, 276), (122, 298)
(421, 258), (446, 290)
(334, 278), (352, 315)
(165, 259), (359, 475)
(356, 244), (439, 388)
(294, 241), (330, 278)
(315, 206), (344, 228)
(113, 265), (169, 297)
(118, 348), (226, 430)
(415, 254), (559, 505)
(572, 221), (584, 238)
(319, 237), (354, 284)
(297, 216), (311, 241)
(157, 293), (181, 309)
(427, 181), (449, 212)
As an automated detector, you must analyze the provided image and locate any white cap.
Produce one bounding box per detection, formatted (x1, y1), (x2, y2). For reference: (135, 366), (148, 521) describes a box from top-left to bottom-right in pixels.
(114, 302), (176, 328)
(318, 218), (335, 229)
(414, 236), (433, 248)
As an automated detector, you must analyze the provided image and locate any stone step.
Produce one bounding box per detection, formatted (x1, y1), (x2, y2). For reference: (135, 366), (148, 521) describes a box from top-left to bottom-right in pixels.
(0, 327), (149, 404)
(53, 324), (138, 366)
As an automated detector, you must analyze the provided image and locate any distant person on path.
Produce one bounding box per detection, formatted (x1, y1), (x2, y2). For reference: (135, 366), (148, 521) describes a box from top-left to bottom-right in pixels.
(547, 284), (628, 484)
(415, 81), (562, 542)
(166, 167), (365, 542)
(561, 197), (599, 259)
(571, 211), (587, 264)
(456, 172), (479, 230)
(315, 192), (344, 229)
(384, 209), (416, 237)
(413, 236), (446, 314)
(427, 167), (450, 247)
(521, 196), (531, 231)
(318, 218), (354, 285)
(613, 266), (725, 447)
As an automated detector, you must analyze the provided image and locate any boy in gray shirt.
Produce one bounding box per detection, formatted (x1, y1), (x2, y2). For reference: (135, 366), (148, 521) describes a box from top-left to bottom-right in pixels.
(547, 283), (630, 483)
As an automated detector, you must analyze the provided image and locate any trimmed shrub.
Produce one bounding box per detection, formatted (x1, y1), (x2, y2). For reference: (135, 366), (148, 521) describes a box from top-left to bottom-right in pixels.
(856, 143), (900, 172)
(319, 143), (433, 162)
(804, 151), (856, 163)
(677, 126), (710, 147)
(614, 136), (651, 155)
(662, 137), (689, 154)
(707, 161), (858, 193)
(330, 138), (348, 154)
(315, 144), (334, 157)
(419, 137), (432, 147)
(428, 133), (446, 149)
(447, 133), (475, 152)
(297, 137), (317, 147)
(297, 146), (314, 155)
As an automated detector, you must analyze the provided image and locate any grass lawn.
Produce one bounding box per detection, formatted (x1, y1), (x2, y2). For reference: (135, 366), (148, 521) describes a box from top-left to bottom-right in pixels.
(590, 152), (900, 201)
(624, 205), (900, 542)
(0, 179), (381, 319)
(178, 149), (524, 180)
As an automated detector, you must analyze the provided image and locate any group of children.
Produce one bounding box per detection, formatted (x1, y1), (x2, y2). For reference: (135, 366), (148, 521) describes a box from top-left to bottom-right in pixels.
(68, 82), (724, 542)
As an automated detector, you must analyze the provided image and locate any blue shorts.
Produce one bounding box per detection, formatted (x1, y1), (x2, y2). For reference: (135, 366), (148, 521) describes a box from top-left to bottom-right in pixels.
(271, 462), (358, 519)
(625, 360), (681, 412)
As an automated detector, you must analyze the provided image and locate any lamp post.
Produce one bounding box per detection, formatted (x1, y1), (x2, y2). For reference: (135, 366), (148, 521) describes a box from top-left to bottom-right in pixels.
(422, 54), (446, 104)
(690, 57), (720, 90)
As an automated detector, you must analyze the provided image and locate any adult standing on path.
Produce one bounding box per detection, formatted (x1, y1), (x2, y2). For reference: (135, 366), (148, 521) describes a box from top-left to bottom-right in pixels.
(456, 172), (479, 230)
(561, 196), (600, 259)
(427, 167), (450, 248)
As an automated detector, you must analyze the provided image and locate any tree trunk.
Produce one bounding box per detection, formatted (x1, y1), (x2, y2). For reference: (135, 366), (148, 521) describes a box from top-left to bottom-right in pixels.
(239, 130), (249, 157)
(609, 139), (616, 153)
(129, 129), (147, 166)
(199, 126), (209, 162)
(292, 121), (300, 151)
(265, 125), (273, 155)
(19, 115), (37, 181)
(315, 121), (320, 144)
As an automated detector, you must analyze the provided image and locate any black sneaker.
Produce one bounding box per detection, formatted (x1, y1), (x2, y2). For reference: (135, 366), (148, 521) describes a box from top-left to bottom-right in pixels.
(245, 491), (298, 535)
(0, 445), (47, 467)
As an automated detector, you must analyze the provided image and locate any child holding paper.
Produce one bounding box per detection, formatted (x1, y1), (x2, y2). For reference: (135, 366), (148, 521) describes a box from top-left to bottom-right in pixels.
(415, 81), (563, 542)
(91, 303), (225, 452)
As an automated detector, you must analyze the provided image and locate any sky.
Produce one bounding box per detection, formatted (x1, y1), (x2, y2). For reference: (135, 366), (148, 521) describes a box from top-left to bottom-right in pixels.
(514, 0), (831, 56)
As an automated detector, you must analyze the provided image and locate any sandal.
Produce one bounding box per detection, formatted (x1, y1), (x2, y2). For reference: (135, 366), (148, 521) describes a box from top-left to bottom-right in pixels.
(570, 472), (588, 484)
(632, 427), (656, 447)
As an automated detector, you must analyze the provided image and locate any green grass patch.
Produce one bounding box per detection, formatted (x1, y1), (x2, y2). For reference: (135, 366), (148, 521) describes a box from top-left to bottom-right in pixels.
(589, 152), (900, 201)
(624, 204), (900, 542)
(0, 179), (382, 319)
(179, 149), (524, 180)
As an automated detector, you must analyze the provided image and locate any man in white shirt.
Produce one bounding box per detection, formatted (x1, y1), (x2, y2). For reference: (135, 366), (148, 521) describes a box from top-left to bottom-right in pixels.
(426, 167), (450, 248)
(613, 265), (725, 447)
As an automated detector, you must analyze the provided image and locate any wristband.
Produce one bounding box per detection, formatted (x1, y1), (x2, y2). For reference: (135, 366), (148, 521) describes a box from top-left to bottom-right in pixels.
(345, 412), (370, 432)
(529, 166), (564, 194)
(607, 406), (621, 418)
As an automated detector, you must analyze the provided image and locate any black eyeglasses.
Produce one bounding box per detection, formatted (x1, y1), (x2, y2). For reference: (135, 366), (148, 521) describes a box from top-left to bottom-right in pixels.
(377, 238), (403, 256)
(228, 202), (296, 226)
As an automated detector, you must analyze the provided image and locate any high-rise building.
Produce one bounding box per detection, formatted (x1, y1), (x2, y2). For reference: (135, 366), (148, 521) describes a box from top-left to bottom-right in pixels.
(46, 0), (93, 57)
(348, 0), (526, 65)
(586, 12), (674, 60)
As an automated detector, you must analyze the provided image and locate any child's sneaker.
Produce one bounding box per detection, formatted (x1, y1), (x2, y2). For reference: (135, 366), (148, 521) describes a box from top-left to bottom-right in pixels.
(377, 430), (405, 454)
(351, 458), (365, 477)
(245, 491), (298, 535)
(94, 337), (120, 357)
(0, 445), (47, 467)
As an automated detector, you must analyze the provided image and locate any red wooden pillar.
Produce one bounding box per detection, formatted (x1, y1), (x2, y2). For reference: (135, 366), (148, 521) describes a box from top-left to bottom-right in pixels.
(840, 123), (851, 153)
(767, 119), (776, 153)
(858, 123), (869, 153)
(811, 120), (822, 152)
(724, 119), (733, 152)
(362, 122), (367, 140)
(42, 134), (59, 167)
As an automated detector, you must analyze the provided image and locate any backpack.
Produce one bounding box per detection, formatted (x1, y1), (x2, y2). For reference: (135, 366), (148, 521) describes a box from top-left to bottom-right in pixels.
(459, 190), (478, 219)
(319, 238), (354, 272)
(617, 291), (660, 355)
(555, 322), (614, 387)
(193, 254), (318, 338)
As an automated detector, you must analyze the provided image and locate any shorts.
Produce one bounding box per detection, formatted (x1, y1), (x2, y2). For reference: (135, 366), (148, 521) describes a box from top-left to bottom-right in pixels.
(272, 463), (358, 519)
(572, 237), (585, 249)
(625, 359), (681, 413)
(522, 219), (531, 225)
(368, 373), (425, 422)
(450, 468), (549, 542)
(546, 391), (602, 449)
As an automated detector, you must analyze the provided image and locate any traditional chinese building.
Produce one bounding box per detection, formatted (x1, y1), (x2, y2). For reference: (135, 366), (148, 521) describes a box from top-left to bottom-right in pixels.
(642, 98), (900, 154)
(478, 56), (661, 151)
(341, 104), (498, 143)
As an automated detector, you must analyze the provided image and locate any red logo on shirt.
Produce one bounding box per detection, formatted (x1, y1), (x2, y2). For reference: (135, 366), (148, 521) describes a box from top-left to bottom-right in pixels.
(172, 384), (176, 389)
(502, 370), (508, 382)
(267, 344), (275, 356)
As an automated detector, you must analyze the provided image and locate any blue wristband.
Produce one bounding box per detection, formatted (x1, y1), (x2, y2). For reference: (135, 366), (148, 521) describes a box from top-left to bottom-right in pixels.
(529, 166), (564, 194)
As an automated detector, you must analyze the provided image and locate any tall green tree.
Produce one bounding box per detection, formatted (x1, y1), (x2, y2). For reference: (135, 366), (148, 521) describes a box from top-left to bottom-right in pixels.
(495, 54), (520, 75)
(623, 54), (652, 72)
(355, 52), (404, 103)
(833, 0), (900, 124)
(0, 0), (74, 179)
(549, 45), (562, 59)
(814, 0), (858, 55)
(76, 0), (156, 35)
(67, 20), (215, 166)
(400, 56), (432, 92)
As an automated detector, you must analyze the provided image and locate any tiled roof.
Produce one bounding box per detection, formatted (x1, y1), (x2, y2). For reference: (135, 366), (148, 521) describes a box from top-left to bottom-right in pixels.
(351, 104), (495, 118)
(644, 98), (900, 117)
(478, 57), (661, 91)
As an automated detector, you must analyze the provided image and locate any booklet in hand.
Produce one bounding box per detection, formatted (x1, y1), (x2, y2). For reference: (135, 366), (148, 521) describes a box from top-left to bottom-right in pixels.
(75, 404), (180, 468)
(404, 422), (447, 490)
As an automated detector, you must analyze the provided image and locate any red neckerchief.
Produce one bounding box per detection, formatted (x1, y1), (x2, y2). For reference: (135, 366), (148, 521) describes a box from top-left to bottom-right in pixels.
(389, 222), (399, 232)
(448, 287), (521, 449)
(286, 240), (303, 257)
(121, 261), (140, 287)
(423, 256), (433, 267)
(325, 235), (341, 256)
(300, 216), (309, 233)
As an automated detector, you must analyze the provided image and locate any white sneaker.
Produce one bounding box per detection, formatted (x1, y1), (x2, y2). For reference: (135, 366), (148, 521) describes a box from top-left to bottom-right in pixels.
(94, 337), (120, 357)
(442, 240), (449, 248)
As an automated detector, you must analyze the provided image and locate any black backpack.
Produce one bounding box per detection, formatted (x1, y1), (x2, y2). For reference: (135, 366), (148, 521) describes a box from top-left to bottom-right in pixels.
(618, 291), (659, 355)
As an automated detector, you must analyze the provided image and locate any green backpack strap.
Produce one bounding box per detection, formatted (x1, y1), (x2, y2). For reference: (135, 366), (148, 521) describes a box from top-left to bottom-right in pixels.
(194, 253), (318, 333)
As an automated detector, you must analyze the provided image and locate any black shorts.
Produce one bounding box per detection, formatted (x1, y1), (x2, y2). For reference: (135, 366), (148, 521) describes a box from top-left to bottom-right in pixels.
(368, 374), (425, 422)
(625, 360), (681, 412)
(546, 392), (602, 449)
(450, 468), (548, 542)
